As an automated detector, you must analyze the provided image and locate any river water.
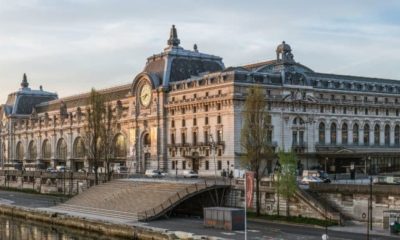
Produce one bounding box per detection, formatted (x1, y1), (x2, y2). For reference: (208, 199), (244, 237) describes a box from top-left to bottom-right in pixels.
(0, 214), (132, 240)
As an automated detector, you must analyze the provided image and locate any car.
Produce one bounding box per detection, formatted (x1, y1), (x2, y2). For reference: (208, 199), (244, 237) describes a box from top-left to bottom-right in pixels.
(46, 167), (57, 173)
(56, 166), (67, 172)
(183, 170), (199, 178)
(114, 166), (128, 174)
(145, 169), (165, 178)
(301, 176), (323, 185)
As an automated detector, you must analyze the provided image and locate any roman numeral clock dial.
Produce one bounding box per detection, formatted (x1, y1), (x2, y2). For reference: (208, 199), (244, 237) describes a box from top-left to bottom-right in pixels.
(140, 84), (152, 107)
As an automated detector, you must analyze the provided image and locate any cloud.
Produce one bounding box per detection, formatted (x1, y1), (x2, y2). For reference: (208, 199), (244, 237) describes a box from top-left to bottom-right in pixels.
(0, 0), (399, 102)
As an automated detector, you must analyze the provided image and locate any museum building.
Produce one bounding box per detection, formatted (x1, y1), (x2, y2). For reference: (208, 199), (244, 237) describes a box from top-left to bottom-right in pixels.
(1, 25), (400, 176)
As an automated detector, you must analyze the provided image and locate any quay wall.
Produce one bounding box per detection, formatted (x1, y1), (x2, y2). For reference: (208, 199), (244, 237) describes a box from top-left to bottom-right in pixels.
(0, 204), (180, 240)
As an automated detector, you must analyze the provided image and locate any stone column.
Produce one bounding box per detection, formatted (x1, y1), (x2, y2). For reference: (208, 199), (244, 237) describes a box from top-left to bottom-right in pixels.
(369, 128), (374, 146)
(380, 127), (385, 146)
(325, 126), (330, 145)
(348, 125), (353, 145)
(390, 125), (395, 146)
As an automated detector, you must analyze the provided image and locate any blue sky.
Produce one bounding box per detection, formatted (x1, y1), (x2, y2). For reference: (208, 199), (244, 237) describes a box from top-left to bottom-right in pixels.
(0, 0), (400, 102)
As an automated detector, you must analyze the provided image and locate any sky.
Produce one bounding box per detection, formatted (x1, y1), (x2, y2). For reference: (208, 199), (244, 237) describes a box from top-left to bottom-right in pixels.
(0, 0), (400, 102)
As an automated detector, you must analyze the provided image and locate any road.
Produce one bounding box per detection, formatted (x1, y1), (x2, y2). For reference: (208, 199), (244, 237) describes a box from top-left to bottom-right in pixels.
(147, 217), (398, 240)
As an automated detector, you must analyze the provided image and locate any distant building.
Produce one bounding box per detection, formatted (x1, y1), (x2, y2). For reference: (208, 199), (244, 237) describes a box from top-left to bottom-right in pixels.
(1, 25), (400, 176)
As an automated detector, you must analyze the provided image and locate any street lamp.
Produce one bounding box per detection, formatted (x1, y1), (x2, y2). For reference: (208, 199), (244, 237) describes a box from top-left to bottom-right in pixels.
(366, 155), (372, 239)
(209, 134), (217, 184)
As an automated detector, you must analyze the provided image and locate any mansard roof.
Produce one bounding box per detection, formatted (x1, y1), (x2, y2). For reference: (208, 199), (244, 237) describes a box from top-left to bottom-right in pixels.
(1, 74), (58, 116)
(141, 25), (224, 86)
(35, 84), (131, 113)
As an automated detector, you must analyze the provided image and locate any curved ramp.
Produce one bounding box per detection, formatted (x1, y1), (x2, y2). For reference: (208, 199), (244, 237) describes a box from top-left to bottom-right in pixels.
(52, 179), (230, 222)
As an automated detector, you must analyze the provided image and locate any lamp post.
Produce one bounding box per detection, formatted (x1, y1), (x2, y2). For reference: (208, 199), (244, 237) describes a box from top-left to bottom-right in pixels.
(368, 156), (373, 231)
(366, 155), (372, 240)
(209, 134), (217, 184)
(325, 157), (328, 173)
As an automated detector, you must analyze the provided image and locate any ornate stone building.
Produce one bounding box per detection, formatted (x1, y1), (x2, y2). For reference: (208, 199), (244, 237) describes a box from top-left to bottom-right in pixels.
(1, 25), (400, 176)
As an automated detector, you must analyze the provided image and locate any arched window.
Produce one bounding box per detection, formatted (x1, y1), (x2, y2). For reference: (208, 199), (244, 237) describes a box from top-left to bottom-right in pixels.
(330, 123), (337, 144)
(42, 140), (51, 159)
(144, 133), (151, 146)
(113, 134), (126, 158)
(395, 125), (400, 145)
(28, 141), (37, 160)
(342, 123), (348, 144)
(73, 137), (86, 158)
(353, 123), (359, 144)
(364, 124), (370, 145)
(16, 142), (24, 161)
(57, 138), (67, 160)
(374, 124), (380, 145)
(385, 124), (390, 146)
(318, 122), (325, 144)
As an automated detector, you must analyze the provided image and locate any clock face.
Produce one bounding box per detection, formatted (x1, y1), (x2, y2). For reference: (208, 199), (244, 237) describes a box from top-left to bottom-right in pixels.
(140, 84), (152, 107)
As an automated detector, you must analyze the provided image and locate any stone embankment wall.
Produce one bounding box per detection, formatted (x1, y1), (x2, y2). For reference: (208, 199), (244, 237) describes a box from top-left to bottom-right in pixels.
(225, 177), (336, 221)
(0, 204), (202, 240)
(0, 170), (127, 195)
(310, 183), (400, 226)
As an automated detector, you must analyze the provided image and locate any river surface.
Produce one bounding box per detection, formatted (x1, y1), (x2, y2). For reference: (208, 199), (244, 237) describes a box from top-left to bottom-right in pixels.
(0, 214), (132, 240)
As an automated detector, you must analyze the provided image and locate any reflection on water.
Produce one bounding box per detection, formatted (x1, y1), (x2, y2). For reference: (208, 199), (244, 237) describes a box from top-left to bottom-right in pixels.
(0, 214), (131, 240)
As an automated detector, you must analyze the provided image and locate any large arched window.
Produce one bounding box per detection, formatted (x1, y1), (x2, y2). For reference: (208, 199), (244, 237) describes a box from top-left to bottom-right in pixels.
(42, 140), (51, 159)
(330, 123), (337, 144)
(364, 124), (370, 145)
(395, 125), (400, 145)
(28, 141), (37, 160)
(73, 137), (86, 158)
(342, 123), (348, 145)
(374, 124), (380, 145)
(113, 134), (126, 158)
(318, 122), (325, 144)
(57, 138), (67, 160)
(16, 142), (24, 161)
(353, 123), (359, 144)
(385, 124), (390, 146)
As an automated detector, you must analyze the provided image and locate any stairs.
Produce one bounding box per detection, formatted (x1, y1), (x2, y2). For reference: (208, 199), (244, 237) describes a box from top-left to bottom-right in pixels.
(305, 189), (352, 222)
(296, 187), (342, 224)
(50, 179), (230, 222)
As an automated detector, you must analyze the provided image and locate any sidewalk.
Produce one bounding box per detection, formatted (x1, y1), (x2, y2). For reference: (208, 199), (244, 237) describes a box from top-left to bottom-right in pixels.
(329, 224), (394, 238)
(250, 217), (397, 238)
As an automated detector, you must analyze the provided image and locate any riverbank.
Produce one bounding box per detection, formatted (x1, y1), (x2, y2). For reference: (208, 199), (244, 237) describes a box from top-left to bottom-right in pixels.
(0, 204), (178, 240)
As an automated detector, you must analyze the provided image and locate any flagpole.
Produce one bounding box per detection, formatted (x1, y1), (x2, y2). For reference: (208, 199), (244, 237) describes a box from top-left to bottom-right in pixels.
(244, 171), (247, 240)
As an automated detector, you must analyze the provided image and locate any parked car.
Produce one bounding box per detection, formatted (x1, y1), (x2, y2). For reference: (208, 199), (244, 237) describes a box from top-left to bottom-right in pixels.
(145, 169), (166, 178)
(183, 170), (199, 178)
(56, 165), (67, 172)
(301, 176), (323, 185)
(46, 167), (57, 173)
(114, 166), (128, 174)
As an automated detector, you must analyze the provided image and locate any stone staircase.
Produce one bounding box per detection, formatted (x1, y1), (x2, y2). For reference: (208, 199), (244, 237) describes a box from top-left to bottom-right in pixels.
(296, 187), (342, 224)
(305, 188), (352, 222)
(51, 179), (230, 222)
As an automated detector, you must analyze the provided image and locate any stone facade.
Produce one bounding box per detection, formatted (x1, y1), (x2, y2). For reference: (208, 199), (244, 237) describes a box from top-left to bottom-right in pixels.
(1, 25), (400, 176)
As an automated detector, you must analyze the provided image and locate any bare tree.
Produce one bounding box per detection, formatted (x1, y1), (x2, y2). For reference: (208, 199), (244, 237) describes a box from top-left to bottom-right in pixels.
(85, 88), (106, 185)
(102, 102), (118, 181)
(240, 85), (274, 216)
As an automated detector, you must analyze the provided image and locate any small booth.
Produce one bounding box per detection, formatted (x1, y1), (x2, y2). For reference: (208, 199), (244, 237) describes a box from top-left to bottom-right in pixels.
(383, 210), (400, 234)
(204, 207), (244, 231)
